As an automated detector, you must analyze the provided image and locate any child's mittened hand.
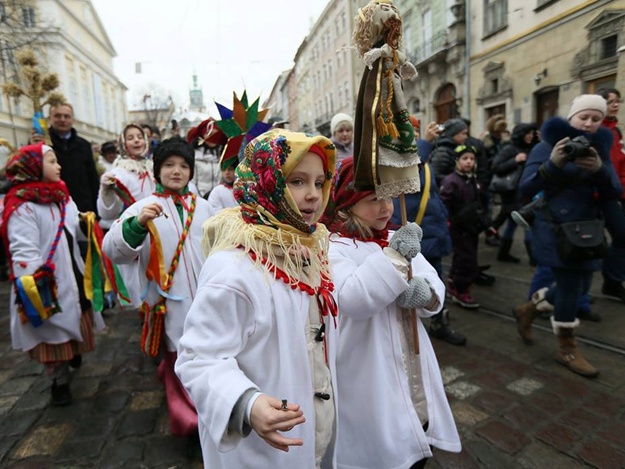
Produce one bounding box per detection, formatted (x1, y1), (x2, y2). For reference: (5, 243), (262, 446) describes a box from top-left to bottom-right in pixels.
(250, 395), (305, 452)
(397, 277), (432, 309)
(389, 223), (423, 261)
(136, 203), (163, 226)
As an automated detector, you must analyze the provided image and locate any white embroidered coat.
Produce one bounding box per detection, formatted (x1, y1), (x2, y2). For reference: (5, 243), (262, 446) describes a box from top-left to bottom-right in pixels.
(207, 184), (237, 213)
(329, 235), (461, 469)
(7, 200), (86, 352)
(97, 163), (156, 307)
(102, 194), (214, 351)
(175, 249), (338, 469)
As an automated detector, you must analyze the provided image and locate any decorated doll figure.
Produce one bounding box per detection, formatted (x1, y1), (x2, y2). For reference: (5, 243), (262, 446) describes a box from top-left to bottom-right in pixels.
(352, 0), (420, 199)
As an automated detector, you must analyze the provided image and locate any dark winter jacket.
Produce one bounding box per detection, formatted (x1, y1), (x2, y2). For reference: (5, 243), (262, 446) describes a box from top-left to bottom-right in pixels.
(430, 136), (459, 185)
(50, 127), (100, 215)
(439, 170), (489, 235)
(466, 135), (491, 188)
(491, 123), (538, 199)
(391, 139), (451, 259)
(520, 117), (623, 270)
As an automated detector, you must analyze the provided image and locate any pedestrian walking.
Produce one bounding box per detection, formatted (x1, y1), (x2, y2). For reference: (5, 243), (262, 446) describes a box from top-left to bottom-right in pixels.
(98, 123), (155, 307)
(175, 129), (338, 468)
(103, 137), (214, 436)
(439, 145), (489, 309)
(1, 143), (96, 406)
(322, 156), (461, 469)
(206, 151), (237, 213)
(513, 94), (622, 378)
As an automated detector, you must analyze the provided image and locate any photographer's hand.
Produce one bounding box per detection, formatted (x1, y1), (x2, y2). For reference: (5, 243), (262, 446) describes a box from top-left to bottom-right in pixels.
(575, 147), (602, 173)
(549, 137), (570, 168)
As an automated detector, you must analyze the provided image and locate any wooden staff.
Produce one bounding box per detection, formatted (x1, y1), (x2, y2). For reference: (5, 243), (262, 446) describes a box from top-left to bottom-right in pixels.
(399, 193), (419, 355)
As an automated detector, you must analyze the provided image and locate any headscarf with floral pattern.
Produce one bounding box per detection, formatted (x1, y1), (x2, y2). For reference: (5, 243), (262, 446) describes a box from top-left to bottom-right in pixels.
(202, 129), (336, 285)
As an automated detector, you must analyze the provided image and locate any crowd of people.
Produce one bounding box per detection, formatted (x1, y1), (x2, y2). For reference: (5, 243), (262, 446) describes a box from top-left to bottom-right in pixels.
(0, 87), (623, 468)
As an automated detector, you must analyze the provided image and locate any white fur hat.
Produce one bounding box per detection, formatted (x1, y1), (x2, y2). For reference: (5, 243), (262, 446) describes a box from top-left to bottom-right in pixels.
(567, 94), (607, 120)
(330, 113), (354, 134)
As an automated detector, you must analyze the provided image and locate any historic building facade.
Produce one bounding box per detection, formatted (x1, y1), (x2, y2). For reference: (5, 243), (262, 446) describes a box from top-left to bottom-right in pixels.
(469, 0), (625, 131)
(0, 0), (127, 147)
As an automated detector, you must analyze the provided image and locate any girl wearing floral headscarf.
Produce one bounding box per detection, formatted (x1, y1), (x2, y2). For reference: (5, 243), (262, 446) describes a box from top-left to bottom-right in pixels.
(175, 129), (338, 468)
(1, 143), (96, 407)
(98, 123), (155, 306)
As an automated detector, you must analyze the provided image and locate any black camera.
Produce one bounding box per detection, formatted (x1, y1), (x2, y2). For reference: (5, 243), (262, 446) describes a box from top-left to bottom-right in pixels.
(562, 136), (591, 160)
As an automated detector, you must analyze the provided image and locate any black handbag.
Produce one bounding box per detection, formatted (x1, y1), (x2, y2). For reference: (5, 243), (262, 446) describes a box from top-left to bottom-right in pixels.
(554, 219), (608, 262)
(489, 167), (522, 193)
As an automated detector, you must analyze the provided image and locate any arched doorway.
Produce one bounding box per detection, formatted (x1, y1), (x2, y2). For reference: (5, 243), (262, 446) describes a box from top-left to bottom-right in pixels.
(434, 84), (459, 123)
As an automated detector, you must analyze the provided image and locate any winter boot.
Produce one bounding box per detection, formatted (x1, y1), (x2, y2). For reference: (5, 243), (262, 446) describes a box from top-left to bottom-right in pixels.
(497, 238), (520, 263)
(524, 241), (536, 267)
(512, 289), (546, 344)
(429, 308), (467, 346)
(50, 362), (72, 406)
(552, 318), (598, 378)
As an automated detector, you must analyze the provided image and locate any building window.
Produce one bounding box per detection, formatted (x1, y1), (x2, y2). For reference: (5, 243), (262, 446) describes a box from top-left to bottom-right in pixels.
(601, 35), (618, 60)
(0, 3), (6, 22)
(484, 0), (507, 36)
(422, 9), (432, 57)
(22, 7), (35, 27)
(536, 0), (559, 10)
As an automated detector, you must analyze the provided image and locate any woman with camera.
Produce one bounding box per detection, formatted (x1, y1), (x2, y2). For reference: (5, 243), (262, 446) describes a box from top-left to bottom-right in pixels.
(512, 95), (623, 378)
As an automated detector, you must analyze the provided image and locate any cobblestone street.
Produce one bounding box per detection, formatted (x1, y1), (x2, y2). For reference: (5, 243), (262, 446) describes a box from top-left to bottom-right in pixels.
(0, 239), (624, 468)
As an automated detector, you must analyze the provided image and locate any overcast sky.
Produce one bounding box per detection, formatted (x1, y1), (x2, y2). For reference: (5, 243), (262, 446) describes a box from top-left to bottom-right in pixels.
(91, 0), (330, 117)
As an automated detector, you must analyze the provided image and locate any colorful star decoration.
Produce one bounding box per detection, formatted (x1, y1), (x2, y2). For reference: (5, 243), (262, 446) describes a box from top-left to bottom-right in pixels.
(215, 91), (272, 167)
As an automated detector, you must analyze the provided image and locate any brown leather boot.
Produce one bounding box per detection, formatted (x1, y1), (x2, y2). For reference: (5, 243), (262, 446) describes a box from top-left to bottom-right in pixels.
(552, 318), (598, 378)
(512, 300), (540, 344)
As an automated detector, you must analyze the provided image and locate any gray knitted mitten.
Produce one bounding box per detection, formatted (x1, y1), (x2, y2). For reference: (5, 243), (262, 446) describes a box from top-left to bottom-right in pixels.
(389, 223), (423, 261)
(397, 277), (432, 309)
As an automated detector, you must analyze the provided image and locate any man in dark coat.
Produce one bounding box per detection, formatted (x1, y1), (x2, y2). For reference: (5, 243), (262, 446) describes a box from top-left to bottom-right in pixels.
(49, 103), (100, 216)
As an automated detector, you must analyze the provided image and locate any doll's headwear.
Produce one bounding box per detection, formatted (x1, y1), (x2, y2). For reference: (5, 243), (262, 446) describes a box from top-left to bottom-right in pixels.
(214, 90), (272, 170)
(186, 117), (228, 148)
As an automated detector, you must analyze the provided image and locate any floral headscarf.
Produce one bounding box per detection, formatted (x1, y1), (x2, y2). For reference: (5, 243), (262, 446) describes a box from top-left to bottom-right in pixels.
(234, 129), (336, 233)
(203, 129), (336, 285)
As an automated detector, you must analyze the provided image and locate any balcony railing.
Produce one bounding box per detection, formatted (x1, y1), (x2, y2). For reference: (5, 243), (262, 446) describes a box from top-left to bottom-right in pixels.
(407, 30), (449, 65)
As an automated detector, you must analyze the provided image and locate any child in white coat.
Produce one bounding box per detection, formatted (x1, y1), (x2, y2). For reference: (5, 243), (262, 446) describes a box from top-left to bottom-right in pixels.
(321, 157), (461, 469)
(1, 143), (96, 406)
(103, 137), (214, 436)
(175, 129), (338, 468)
(98, 124), (156, 307)
(207, 153), (237, 212)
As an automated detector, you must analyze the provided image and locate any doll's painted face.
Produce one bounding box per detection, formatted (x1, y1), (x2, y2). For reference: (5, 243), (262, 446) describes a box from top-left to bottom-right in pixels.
(286, 152), (326, 225)
(456, 152), (476, 174)
(124, 126), (147, 159)
(350, 193), (394, 231)
(371, 2), (399, 39)
(42, 150), (62, 183)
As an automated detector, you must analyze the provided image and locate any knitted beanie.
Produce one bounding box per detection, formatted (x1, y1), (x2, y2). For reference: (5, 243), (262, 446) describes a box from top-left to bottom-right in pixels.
(566, 94), (607, 120)
(152, 137), (195, 184)
(331, 113), (354, 134)
(442, 118), (468, 138)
